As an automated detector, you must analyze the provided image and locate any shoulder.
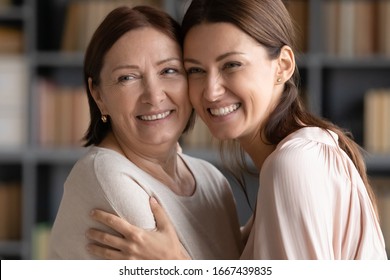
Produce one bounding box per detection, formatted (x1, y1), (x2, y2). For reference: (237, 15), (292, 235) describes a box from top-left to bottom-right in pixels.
(267, 127), (339, 169)
(66, 146), (148, 198)
(259, 128), (343, 212)
(67, 146), (132, 183)
(69, 146), (129, 171)
(262, 127), (341, 189)
(64, 146), (153, 222)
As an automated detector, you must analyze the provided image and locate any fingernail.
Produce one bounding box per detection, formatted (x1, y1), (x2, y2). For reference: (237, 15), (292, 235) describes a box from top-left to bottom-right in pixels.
(90, 209), (95, 216)
(150, 197), (158, 205)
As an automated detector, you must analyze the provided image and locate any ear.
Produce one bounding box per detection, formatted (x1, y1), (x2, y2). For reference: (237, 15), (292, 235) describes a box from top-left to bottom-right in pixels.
(88, 77), (107, 114)
(275, 45), (295, 84)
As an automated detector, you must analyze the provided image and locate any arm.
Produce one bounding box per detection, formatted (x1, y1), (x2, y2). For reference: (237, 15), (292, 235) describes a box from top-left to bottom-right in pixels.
(49, 150), (160, 259)
(257, 145), (334, 259)
(86, 197), (191, 260)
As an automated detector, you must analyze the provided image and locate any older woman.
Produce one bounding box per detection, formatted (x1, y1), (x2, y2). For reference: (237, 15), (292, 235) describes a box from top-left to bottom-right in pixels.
(48, 5), (242, 260)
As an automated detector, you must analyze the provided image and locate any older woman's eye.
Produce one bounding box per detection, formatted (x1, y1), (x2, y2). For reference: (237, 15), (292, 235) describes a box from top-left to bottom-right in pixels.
(161, 68), (178, 75)
(118, 75), (137, 83)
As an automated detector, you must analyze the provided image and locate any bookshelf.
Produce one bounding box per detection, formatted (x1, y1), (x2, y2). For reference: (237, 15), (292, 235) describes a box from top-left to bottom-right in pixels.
(0, 0), (389, 259)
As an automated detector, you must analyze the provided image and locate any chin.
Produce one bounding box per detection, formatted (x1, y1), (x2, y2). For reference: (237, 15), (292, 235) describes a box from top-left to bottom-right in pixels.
(210, 129), (239, 141)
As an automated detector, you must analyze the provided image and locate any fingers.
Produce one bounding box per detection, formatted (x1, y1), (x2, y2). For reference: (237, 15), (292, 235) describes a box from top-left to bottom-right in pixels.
(90, 209), (136, 236)
(86, 228), (140, 259)
(87, 201), (186, 260)
(149, 197), (174, 232)
(86, 228), (123, 247)
(86, 242), (131, 260)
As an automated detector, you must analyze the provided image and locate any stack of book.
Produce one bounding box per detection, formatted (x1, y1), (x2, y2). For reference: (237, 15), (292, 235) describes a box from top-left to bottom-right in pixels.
(38, 78), (90, 147)
(61, 0), (163, 52)
(0, 182), (21, 240)
(284, 0), (309, 53)
(0, 56), (27, 148)
(364, 88), (390, 154)
(325, 0), (390, 57)
(0, 0), (11, 7)
(0, 26), (23, 53)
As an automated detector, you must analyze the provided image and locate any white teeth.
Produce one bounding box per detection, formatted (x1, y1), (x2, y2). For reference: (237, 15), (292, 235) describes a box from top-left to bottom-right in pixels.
(140, 111), (171, 121)
(210, 104), (240, 116)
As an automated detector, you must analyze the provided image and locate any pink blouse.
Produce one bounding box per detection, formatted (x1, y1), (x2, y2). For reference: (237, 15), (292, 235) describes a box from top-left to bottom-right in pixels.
(241, 127), (387, 259)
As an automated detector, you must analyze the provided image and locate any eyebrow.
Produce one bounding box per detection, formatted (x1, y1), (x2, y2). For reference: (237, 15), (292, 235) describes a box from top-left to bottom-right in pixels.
(157, 57), (182, 65)
(184, 51), (245, 64)
(112, 57), (182, 72)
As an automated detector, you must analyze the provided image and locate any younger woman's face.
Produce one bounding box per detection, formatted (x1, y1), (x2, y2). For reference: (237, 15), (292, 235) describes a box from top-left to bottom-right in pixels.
(183, 22), (283, 142)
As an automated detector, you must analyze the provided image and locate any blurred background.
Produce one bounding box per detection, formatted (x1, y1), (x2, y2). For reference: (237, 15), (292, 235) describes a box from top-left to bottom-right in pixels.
(0, 0), (389, 259)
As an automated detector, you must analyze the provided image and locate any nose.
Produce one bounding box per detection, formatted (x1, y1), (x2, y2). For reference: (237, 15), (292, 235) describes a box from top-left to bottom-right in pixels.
(204, 71), (224, 102)
(140, 76), (165, 105)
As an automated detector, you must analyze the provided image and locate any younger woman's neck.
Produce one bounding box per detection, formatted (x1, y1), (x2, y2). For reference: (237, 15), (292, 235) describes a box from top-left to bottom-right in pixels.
(240, 134), (276, 171)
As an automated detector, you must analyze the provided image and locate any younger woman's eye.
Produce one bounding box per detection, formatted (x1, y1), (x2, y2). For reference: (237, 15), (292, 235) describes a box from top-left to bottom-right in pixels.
(223, 61), (241, 69)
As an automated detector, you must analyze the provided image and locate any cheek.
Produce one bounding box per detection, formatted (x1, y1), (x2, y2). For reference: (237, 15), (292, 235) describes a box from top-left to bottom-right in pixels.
(106, 94), (137, 116)
(169, 79), (191, 105)
(188, 80), (202, 105)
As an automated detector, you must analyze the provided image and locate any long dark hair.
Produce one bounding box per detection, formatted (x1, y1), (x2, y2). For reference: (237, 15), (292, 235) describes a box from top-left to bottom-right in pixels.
(83, 5), (195, 146)
(181, 0), (378, 214)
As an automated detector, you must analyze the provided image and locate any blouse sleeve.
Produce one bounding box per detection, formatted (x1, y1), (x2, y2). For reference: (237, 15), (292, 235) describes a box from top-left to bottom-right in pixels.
(255, 140), (338, 259)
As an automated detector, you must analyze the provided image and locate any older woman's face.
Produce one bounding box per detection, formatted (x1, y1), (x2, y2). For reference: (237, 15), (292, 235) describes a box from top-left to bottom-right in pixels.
(93, 27), (191, 150)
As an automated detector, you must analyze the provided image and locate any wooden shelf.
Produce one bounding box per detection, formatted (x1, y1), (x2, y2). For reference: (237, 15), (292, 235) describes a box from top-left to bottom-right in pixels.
(1, 0), (389, 260)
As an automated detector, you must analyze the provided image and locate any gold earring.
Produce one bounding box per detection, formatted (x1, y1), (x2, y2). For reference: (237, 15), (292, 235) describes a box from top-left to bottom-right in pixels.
(101, 115), (108, 123)
(277, 78), (282, 83)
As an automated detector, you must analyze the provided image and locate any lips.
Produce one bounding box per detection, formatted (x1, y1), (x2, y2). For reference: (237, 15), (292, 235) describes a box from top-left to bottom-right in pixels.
(138, 110), (172, 121)
(209, 103), (241, 116)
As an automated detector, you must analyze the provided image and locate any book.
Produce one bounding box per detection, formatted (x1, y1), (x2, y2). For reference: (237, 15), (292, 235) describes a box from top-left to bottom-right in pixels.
(0, 0), (11, 7)
(38, 79), (57, 147)
(56, 86), (74, 146)
(285, 0), (308, 53)
(71, 86), (90, 146)
(364, 88), (390, 154)
(61, 0), (163, 52)
(378, 0), (390, 56)
(0, 182), (22, 240)
(354, 0), (377, 57)
(338, 0), (356, 57)
(38, 79), (90, 147)
(0, 56), (27, 147)
(61, 1), (82, 52)
(0, 27), (24, 53)
(364, 89), (380, 153)
(31, 223), (51, 260)
(324, 0), (340, 56)
(384, 91), (390, 153)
